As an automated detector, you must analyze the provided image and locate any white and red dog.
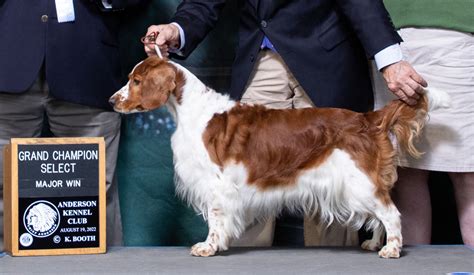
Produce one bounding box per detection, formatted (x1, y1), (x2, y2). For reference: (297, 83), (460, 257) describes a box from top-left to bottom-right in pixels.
(110, 56), (449, 258)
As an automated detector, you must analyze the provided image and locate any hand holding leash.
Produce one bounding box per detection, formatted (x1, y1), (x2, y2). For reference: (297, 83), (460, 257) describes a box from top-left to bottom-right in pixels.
(143, 24), (181, 58)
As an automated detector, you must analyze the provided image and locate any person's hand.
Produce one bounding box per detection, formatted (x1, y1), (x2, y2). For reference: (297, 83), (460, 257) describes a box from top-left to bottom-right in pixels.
(382, 61), (428, 105)
(143, 24), (181, 57)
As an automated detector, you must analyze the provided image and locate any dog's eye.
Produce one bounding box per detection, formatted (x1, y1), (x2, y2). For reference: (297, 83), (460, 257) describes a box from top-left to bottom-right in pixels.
(133, 79), (141, 85)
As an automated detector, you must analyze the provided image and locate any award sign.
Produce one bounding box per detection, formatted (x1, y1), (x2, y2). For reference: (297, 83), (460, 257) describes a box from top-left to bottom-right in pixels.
(3, 138), (106, 256)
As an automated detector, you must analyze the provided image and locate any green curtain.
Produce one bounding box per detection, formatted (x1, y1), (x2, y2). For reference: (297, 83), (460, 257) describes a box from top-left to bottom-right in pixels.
(117, 0), (240, 246)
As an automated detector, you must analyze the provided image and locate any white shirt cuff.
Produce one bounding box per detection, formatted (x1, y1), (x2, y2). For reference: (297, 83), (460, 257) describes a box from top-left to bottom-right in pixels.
(101, 0), (112, 9)
(374, 44), (403, 70)
(170, 22), (185, 55)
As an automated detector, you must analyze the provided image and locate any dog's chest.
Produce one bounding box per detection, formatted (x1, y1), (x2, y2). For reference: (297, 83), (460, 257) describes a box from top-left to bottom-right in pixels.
(171, 126), (218, 181)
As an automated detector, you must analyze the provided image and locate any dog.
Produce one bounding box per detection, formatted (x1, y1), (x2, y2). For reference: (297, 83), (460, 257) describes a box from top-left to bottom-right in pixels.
(110, 56), (450, 258)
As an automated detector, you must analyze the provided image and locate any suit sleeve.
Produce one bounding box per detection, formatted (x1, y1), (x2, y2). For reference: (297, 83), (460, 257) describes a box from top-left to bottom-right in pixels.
(335, 0), (402, 58)
(170, 0), (227, 57)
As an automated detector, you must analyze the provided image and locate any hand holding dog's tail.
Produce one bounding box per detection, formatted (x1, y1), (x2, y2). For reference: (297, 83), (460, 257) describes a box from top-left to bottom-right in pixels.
(367, 88), (451, 158)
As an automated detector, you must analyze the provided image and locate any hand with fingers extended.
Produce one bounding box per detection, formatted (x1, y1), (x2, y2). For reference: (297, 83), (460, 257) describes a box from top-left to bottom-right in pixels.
(382, 61), (428, 105)
(143, 24), (181, 57)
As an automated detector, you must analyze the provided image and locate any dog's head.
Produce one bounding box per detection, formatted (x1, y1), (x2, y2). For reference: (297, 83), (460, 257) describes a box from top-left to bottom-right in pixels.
(109, 56), (181, 114)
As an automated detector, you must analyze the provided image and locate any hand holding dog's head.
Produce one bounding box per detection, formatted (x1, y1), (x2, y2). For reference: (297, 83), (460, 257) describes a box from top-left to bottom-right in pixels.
(109, 56), (178, 114)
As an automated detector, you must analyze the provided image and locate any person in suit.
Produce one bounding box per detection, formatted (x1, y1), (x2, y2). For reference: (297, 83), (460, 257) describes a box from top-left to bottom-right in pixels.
(0, 0), (144, 250)
(143, 0), (427, 247)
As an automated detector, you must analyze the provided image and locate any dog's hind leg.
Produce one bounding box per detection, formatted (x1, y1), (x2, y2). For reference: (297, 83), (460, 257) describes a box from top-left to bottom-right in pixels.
(373, 201), (403, 258)
(361, 224), (385, 251)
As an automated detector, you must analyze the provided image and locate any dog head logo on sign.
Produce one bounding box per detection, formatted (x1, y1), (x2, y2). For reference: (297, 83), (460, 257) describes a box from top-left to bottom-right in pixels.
(23, 200), (60, 238)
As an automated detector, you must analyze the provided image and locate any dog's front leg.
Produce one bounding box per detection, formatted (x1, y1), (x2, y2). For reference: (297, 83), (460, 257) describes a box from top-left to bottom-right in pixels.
(190, 206), (233, 257)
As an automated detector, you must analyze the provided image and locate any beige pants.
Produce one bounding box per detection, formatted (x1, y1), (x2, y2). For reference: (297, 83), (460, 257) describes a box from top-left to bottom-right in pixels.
(233, 50), (358, 247)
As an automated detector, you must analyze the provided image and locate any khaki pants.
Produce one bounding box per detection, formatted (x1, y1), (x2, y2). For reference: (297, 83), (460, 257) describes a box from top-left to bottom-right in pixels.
(0, 66), (123, 250)
(233, 50), (358, 247)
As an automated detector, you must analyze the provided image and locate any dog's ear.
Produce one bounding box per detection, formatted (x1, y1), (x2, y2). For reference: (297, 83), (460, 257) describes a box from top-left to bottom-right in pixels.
(140, 63), (176, 110)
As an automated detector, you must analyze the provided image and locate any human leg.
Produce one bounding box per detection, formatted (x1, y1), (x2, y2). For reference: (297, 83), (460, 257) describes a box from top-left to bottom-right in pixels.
(45, 98), (122, 246)
(391, 167), (431, 244)
(304, 218), (359, 246)
(0, 70), (49, 250)
(241, 50), (296, 109)
(449, 172), (474, 247)
(288, 74), (314, 109)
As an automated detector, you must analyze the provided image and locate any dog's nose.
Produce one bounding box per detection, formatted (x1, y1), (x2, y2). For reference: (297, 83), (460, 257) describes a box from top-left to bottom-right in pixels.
(109, 96), (116, 106)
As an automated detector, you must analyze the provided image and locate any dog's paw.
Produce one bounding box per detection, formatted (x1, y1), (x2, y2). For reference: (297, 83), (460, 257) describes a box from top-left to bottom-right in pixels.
(190, 242), (217, 257)
(378, 244), (400, 259)
(361, 240), (381, 251)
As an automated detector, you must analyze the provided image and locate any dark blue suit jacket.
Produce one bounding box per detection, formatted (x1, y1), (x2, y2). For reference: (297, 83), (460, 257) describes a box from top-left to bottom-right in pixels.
(172, 0), (402, 112)
(0, 0), (142, 110)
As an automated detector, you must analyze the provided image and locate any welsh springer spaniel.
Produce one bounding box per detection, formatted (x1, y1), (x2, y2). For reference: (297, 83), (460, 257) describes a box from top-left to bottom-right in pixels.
(110, 56), (450, 258)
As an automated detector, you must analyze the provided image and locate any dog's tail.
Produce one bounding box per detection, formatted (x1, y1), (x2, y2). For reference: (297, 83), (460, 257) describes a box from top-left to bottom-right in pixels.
(367, 88), (451, 158)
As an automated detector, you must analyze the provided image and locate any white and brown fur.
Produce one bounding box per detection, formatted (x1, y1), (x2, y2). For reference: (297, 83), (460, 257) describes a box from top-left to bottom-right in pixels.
(110, 56), (450, 258)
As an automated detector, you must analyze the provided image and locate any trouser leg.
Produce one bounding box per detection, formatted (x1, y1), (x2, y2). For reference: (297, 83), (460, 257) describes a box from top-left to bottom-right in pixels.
(0, 71), (49, 250)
